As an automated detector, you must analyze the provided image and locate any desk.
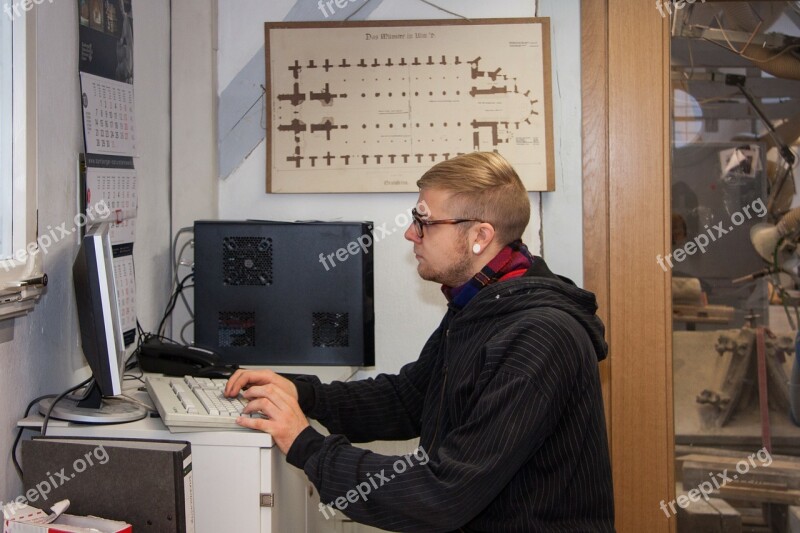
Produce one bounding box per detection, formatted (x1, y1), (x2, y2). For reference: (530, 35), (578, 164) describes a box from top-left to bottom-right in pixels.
(19, 366), (357, 533)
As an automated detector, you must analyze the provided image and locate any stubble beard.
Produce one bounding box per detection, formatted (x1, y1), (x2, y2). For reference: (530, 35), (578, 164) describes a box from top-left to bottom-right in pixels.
(418, 244), (475, 287)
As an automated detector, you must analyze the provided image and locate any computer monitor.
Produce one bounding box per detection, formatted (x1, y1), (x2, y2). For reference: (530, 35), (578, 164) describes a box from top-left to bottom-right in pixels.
(39, 223), (146, 423)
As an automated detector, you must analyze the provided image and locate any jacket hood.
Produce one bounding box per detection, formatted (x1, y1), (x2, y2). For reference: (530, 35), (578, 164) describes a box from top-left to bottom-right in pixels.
(454, 257), (609, 362)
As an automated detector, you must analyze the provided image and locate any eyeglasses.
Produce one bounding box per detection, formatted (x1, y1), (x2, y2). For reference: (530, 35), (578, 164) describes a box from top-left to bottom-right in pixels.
(411, 208), (482, 238)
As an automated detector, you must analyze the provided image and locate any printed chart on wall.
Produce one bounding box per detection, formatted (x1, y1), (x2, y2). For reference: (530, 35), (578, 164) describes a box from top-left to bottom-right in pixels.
(265, 18), (554, 193)
(78, 0), (138, 344)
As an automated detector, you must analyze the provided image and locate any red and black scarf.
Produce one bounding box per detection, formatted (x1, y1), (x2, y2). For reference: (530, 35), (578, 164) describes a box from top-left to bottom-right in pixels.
(442, 240), (534, 309)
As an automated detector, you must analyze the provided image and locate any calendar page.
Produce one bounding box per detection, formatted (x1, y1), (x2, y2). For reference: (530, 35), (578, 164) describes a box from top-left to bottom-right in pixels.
(79, 0), (138, 341)
(80, 72), (137, 157)
(112, 246), (136, 346)
(85, 166), (137, 245)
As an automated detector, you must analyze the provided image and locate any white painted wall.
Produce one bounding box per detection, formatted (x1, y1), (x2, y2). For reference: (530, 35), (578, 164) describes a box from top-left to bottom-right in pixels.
(215, 4), (584, 530)
(214, 0), (582, 377)
(539, 0), (584, 284)
(0, 0), (171, 502)
(172, 0), (218, 230)
(0, 0), (582, 524)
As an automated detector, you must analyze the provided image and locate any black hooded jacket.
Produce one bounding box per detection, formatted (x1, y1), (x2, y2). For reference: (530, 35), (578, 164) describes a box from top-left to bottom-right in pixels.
(287, 257), (615, 532)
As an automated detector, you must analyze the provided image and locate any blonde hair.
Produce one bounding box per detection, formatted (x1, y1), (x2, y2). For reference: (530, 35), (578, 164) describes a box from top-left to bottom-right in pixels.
(416, 152), (530, 245)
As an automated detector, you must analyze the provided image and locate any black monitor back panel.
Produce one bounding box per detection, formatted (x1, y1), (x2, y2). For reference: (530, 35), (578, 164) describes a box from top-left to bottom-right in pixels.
(194, 220), (374, 366)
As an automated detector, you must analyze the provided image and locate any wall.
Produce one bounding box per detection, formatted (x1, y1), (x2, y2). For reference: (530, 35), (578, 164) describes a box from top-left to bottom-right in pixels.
(0, 0), (584, 524)
(171, 0), (218, 231)
(539, 0), (583, 283)
(210, 0), (582, 378)
(0, 0), (171, 502)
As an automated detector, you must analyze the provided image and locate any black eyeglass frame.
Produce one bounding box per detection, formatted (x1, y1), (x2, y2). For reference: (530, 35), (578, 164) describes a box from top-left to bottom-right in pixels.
(411, 207), (483, 238)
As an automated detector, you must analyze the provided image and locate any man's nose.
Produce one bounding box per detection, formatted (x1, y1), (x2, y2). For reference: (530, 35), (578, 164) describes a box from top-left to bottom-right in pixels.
(404, 224), (420, 243)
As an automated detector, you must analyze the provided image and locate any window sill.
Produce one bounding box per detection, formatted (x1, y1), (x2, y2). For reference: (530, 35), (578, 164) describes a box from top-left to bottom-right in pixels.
(0, 285), (45, 321)
(0, 252), (47, 322)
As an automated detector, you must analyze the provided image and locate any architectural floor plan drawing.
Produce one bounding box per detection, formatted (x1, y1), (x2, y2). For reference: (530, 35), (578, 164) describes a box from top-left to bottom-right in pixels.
(266, 19), (554, 193)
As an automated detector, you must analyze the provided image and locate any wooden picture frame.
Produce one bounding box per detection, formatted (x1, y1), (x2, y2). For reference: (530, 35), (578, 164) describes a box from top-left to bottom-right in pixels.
(264, 18), (555, 193)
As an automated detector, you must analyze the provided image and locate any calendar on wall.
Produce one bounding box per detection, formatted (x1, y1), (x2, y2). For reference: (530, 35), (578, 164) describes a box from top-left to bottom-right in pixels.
(80, 72), (136, 156)
(112, 247), (137, 346)
(78, 0), (138, 344)
(84, 157), (138, 245)
(78, 0), (135, 158)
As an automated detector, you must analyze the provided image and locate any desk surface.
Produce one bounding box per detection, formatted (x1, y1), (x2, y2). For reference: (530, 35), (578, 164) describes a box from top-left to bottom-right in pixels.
(17, 366), (359, 533)
(19, 365), (358, 447)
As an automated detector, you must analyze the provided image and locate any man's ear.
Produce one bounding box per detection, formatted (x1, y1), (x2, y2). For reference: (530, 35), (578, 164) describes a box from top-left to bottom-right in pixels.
(473, 223), (496, 250)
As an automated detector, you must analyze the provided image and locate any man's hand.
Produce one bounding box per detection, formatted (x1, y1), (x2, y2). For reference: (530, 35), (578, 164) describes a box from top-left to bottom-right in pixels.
(224, 368), (298, 400)
(236, 385), (309, 454)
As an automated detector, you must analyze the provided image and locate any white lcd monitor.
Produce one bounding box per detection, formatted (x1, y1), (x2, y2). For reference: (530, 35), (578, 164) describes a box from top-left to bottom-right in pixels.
(39, 223), (145, 423)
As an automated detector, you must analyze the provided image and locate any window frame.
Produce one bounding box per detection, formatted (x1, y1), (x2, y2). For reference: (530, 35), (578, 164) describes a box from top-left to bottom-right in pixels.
(1, 8), (13, 259)
(0, 9), (43, 321)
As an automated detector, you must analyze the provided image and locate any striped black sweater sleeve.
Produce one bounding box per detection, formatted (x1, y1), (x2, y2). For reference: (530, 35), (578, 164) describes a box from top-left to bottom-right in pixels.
(290, 372), (558, 531)
(292, 325), (442, 442)
(287, 310), (597, 532)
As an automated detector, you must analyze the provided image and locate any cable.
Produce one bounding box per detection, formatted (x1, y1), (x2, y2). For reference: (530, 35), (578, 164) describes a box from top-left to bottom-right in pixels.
(136, 319), (147, 343)
(169, 227), (194, 334)
(142, 227), (195, 343)
(129, 319), (149, 369)
(158, 275), (193, 336)
(180, 319), (194, 345)
(175, 238), (194, 319)
(712, 14), (762, 57)
(158, 280), (193, 338)
(157, 273), (194, 337)
(118, 394), (156, 413)
(41, 377), (93, 437)
(703, 19), (800, 64)
(11, 394), (57, 481)
(171, 227), (193, 287)
(123, 364), (145, 385)
(125, 238), (196, 370)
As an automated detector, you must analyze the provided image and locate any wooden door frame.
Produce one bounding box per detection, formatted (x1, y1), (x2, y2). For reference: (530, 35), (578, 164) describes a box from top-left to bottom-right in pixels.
(582, 0), (675, 530)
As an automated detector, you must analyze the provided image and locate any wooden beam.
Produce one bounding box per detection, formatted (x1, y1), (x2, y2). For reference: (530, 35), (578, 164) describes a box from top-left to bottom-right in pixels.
(608, 0), (675, 529)
(581, 0), (611, 430)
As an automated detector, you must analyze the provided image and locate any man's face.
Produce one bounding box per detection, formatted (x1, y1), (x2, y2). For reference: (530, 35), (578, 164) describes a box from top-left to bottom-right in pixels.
(403, 188), (475, 287)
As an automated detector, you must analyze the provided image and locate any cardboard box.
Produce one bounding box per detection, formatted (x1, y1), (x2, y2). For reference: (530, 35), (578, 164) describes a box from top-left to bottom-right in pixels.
(3, 503), (131, 533)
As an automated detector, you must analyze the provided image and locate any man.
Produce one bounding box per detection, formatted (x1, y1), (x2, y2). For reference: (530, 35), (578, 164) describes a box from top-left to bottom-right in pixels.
(225, 152), (615, 532)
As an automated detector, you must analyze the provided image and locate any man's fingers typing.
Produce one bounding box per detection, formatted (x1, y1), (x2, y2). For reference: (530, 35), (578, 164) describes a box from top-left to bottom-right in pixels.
(236, 415), (272, 433)
(242, 397), (279, 418)
(224, 369), (278, 397)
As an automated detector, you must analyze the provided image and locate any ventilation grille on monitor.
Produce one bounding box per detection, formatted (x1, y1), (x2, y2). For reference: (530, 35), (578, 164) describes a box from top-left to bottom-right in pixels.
(222, 237), (273, 286)
(218, 311), (256, 347)
(312, 312), (349, 348)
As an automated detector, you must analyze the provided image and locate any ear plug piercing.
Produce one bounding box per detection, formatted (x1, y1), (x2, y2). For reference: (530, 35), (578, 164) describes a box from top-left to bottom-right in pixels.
(473, 244), (481, 254)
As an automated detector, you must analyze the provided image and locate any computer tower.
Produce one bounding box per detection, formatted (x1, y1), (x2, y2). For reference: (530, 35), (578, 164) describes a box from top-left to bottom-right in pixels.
(193, 220), (374, 366)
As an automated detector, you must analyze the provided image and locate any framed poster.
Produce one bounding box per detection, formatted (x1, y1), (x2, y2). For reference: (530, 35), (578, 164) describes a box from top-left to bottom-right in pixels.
(265, 18), (555, 193)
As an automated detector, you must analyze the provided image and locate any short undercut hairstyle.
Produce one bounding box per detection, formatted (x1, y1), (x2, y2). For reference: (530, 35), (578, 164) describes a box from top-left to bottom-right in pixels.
(416, 152), (531, 246)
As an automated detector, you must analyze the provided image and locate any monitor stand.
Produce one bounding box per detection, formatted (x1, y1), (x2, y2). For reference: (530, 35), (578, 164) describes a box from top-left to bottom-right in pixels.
(38, 381), (146, 424)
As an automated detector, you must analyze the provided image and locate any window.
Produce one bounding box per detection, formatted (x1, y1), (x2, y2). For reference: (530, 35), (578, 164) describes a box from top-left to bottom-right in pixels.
(0, 10), (12, 260)
(0, 10), (43, 321)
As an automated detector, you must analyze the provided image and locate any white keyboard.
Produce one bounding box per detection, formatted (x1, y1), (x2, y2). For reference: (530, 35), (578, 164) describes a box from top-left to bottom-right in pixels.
(146, 376), (260, 429)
